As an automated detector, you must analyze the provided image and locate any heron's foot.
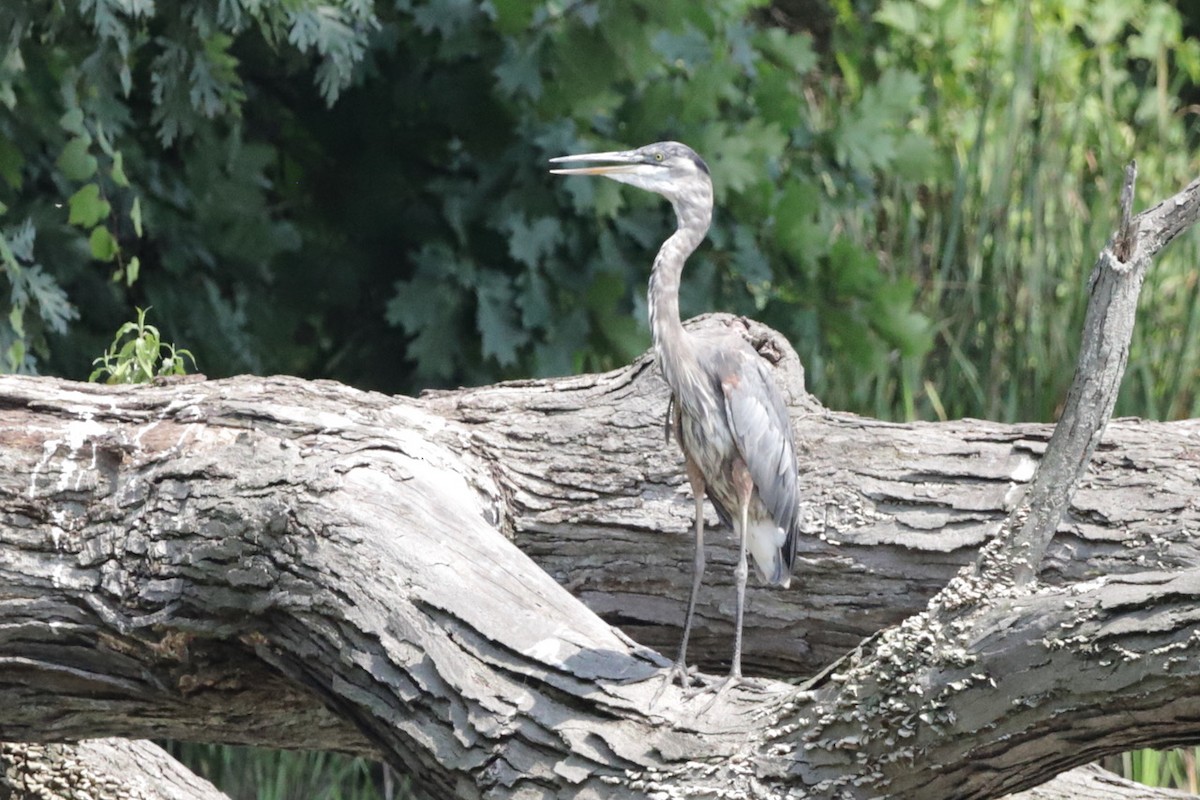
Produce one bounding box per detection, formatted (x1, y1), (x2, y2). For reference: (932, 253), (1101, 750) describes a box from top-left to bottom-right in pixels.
(689, 672), (741, 714)
(650, 660), (703, 707)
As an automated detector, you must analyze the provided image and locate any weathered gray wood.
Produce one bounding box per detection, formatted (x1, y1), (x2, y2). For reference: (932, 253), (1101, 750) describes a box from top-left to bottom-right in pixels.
(0, 363), (1198, 798)
(1005, 764), (1194, 800)
(1, 738), (229, 799)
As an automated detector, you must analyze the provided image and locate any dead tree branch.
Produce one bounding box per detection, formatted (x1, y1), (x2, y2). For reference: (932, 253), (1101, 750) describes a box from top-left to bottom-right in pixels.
(1001, 167), (1200, 584)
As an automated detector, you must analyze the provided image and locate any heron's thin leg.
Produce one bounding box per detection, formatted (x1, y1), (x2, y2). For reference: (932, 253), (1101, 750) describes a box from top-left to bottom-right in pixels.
(676, 461), (707, 670)
(652, 458), (707, 706)
(730, 469), (751, 680)
(696, 460), (753, 712)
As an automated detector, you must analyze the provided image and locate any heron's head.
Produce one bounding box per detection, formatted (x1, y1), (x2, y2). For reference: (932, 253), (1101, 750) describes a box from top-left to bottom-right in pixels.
(550, 141), (713, 223)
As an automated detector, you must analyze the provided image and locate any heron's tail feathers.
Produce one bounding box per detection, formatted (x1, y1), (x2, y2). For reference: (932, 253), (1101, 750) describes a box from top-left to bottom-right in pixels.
(747, 519), (792, 588)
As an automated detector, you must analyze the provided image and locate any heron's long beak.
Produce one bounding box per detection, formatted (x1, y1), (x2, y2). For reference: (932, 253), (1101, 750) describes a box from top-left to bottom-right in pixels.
(549, 150), (642, 176)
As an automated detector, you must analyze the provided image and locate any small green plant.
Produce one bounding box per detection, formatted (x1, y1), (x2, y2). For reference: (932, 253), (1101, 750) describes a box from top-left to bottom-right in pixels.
(88, 307), (196, 384)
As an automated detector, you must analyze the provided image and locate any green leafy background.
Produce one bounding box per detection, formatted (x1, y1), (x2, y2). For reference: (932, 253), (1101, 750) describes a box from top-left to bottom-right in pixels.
(4, 0), (1199, 425)
(4, 0), (1200, 795)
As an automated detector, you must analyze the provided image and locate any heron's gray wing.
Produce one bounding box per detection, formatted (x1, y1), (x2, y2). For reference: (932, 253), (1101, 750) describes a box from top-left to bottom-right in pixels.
(716, 346), (800, 568)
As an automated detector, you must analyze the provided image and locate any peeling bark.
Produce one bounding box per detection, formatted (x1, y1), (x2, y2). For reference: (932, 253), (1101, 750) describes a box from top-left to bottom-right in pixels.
(0, 359), (1198, 798)
(1, 739), (228, 800)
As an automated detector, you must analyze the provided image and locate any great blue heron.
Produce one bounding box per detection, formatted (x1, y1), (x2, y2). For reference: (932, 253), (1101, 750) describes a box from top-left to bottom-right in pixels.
(550, 141), (800, 699)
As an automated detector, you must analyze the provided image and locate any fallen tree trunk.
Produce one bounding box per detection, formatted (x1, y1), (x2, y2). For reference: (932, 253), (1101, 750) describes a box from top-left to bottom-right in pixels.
(0, 359), (1196, 798)
(1, 171), (1199, 797)
(4, 739), (1189, 800)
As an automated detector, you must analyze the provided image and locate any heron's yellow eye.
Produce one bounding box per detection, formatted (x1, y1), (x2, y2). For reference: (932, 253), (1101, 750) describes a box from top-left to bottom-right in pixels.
(654, 152), (664, 162)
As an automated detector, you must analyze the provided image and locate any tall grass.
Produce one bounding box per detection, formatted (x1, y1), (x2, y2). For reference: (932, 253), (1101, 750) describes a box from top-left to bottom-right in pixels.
(852, 0), (1200, 423)
(1104, 748), (1200, 794)
(162, 743), (405, 800)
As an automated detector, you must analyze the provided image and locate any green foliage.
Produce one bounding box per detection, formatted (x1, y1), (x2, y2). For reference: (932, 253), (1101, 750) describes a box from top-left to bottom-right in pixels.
(372, 0), (937, 401)
(842, 0), (1200, 421)
(0, 219), (78, 372)
(163, 743), (403, 800)
(18, 0), (931, 393)
(88, 306), (195, 383)
(1107, 747), (1200, 793)
(0, 0), (379, 380)
(3, 0), (1199, 423)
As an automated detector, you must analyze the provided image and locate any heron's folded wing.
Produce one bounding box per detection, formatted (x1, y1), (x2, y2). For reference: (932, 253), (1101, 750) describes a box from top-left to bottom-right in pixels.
(718, 348), (800, 569)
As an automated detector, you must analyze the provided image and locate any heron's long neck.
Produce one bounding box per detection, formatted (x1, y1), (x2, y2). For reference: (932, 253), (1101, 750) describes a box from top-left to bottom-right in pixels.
(648, 206), (710, 394)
